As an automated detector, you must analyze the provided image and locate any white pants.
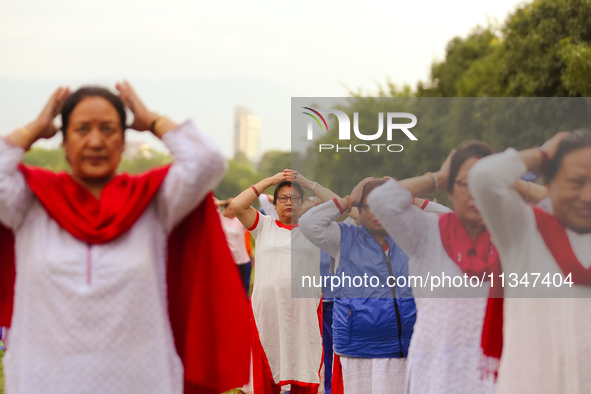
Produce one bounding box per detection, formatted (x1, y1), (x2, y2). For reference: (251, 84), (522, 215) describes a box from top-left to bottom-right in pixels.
(340, 356), (407, 394)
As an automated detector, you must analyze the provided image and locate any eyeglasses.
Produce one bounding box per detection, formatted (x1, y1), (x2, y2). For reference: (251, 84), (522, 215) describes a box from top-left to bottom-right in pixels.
(277, 195), (302, 203)
(359, 204), (372, 214)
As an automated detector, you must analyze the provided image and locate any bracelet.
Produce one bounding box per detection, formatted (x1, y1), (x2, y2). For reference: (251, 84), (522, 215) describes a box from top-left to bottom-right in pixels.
(333, 197), (345, 215)
(425, 172), (439, 192)
(251, 185), (260, 197)
(311, 182), (319, 194)
(345, 195), (353, 214)
(17, 127), (33, 139)
(150, 116), (171, 134)
(537, 148), (550, 174)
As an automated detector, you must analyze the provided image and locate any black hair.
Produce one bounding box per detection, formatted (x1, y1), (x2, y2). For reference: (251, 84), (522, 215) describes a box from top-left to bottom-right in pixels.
(273, 181), (304, 205)
(448, 141), (495, 193)
(546, 129), (591, 181)
(61, 86), (127, 139)
(360, 179), (387, 207)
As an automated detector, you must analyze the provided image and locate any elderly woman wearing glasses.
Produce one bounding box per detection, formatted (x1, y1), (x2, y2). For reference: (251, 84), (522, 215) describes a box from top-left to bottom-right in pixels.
(230, 170), (323, 394)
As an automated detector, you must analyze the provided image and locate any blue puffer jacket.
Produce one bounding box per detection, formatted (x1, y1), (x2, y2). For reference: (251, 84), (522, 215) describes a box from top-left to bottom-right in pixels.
(332, 223), (416, 359)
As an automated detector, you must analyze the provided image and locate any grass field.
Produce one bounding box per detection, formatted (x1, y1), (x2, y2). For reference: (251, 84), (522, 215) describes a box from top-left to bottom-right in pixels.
(0, 351), (4, 394)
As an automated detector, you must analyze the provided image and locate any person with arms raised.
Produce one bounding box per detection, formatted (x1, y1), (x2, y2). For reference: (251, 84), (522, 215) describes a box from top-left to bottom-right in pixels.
(0, 82), (250, 394)
(468, 130), (591, 394)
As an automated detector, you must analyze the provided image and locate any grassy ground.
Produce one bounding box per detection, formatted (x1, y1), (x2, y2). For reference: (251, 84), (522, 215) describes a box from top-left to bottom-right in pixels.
(0, 350), (4, 394)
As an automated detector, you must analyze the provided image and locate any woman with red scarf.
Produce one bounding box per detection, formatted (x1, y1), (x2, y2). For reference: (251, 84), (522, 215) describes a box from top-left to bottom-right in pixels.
(367, 141), (547, 394)
(468, 130), (591, 394)
(0, 83), (249, 394)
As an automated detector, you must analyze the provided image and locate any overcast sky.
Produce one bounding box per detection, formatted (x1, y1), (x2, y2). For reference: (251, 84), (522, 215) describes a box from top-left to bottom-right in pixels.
(0, 0), (526, 157)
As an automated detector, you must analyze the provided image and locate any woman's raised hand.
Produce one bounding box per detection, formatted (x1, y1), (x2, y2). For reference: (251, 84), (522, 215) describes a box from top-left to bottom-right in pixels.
(540, 131), (571, 159)
(116, 81), (158, 132)
(33, 87), (70, 140)
(434, 149), (456, 191)
(350, 177), (375, 206)
(290, 170), (314, 190)
(268, 170), (291, 186)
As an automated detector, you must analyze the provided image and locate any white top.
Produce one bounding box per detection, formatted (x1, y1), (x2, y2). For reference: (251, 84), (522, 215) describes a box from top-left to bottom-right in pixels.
(248, 213), (322, 386)
(367, 180), (496, 394)
(468, 148), (591, 394)
(220, 215), (250, 265)
(0, 121), (226, 394)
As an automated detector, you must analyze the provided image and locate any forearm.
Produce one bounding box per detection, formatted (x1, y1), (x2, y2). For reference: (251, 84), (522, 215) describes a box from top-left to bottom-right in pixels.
(368, 180), (432, 257)
(309, 183), (340, 203)
(152, 116), (179, 139)
(233, 178), (275, 213)
(0, 137), (31, 229)
(518, 148), (546, 174)
(299, 201), (342, 258)
(468, 148), (532, 250)
(6, 121), (45, 151)
(398, 172), (445, 197)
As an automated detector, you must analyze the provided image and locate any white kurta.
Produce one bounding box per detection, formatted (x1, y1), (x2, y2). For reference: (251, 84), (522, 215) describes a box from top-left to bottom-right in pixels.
(0, 121), (226, 394)
(367, 180), (497, 394)
(469, 148), (591, 394)
(248, 213), (322, 388)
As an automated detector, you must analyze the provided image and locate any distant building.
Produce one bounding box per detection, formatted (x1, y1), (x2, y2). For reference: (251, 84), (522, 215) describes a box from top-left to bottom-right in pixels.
(234, 106), (261, 160)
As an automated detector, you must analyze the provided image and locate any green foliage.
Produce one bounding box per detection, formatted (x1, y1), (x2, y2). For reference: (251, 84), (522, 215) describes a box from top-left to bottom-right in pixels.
(22, 148), (70, 172)
(419, 26), (498, 97)
(21, 147), (172, 175)
(215, 159), (261, 201)
(419, 0), (591, 98)
(0, 350), (3, 394)
(257, 150), (292, 178)
(118, 150), (173, 174)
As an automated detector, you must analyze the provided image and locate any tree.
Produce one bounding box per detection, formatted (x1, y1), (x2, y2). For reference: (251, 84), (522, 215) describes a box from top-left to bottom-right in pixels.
(257, 150), (292, 179)
(422, 0), (591, 98)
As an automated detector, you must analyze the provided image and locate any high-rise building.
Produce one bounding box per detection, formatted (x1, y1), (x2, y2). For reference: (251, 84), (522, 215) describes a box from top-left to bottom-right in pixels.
(234, 106), (261, 160)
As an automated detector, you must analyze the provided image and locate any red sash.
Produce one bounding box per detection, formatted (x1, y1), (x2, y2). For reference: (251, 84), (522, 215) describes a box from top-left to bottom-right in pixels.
(533, 205), (591, 284)
(438, 212), (499, 277)
(478, 206), (591, 380)
(0, 164), (250, 394)
(439, 212), (503, 378)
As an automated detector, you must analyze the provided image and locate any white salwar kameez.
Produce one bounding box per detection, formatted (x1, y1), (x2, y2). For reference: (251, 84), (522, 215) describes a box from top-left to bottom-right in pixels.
(245, 213), (323, 392)
(0, 120), (226, 394)
(469, 148), (591, 394)
(367, 181), (496, 394)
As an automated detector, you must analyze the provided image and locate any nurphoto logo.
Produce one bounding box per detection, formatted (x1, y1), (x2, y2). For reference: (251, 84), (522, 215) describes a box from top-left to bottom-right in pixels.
(302, 107), (418, 153)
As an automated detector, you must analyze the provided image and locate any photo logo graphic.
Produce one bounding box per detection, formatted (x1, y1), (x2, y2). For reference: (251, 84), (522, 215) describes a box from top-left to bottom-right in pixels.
(302, 107), (418, 153)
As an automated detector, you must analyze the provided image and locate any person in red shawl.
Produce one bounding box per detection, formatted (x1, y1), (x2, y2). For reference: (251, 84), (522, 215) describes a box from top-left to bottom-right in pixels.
(0, 82), (250, 394)
(367, 141), (547, 394)
(468, 130), (591, 394)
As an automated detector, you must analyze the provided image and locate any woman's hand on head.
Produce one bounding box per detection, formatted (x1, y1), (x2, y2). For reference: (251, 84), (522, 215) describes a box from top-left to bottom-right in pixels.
(268, 170), (291, 186)
(540, 131), (571, 159)
(32, 87), (70, 140)
(351, 177), (374, 206)
(116, 81), (158, 132)
(434, 149), (456, 191)
(290, 170), (314, 189)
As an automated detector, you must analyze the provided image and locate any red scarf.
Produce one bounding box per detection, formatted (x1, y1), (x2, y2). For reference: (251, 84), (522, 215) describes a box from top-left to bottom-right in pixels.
(438, 212), (499, 277)
(478, 205), (591, 380)
(533, 205), (591, 283)
(0, 164), (250, 394)
(438, 212), (503, 378)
